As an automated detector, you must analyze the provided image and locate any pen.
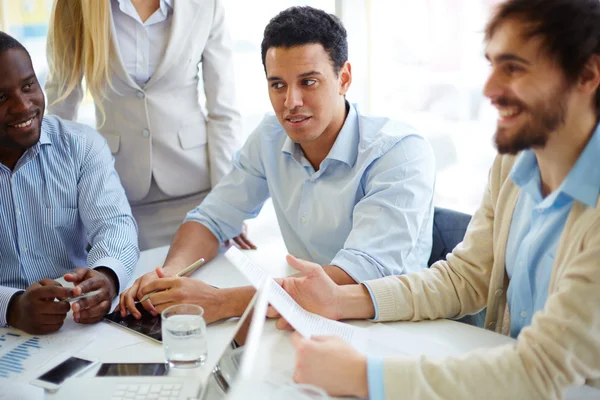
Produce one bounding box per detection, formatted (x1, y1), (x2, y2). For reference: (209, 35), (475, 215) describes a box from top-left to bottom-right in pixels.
(138, 257), (206, 303)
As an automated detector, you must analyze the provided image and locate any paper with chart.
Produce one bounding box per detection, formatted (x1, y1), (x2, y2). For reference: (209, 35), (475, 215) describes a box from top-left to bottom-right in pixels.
(0, 328), (91, 382)
(224, 247), (368, 352)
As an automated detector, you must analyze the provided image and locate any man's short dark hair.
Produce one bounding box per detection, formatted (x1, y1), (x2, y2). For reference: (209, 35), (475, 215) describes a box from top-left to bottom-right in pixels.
(0, 31), (30, 57)
(261, 6), (348, 74)
(485, 0), (600, 117)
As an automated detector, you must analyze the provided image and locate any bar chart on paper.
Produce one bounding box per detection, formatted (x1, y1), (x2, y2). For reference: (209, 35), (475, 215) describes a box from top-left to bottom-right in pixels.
(0, 329), (91, 381)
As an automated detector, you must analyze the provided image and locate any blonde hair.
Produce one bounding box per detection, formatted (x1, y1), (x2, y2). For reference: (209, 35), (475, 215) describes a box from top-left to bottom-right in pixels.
(47, 0), (113, 124)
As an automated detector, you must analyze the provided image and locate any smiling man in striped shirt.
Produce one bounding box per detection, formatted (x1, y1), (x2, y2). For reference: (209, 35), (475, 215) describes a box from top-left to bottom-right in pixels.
(0, 32), (139, 335)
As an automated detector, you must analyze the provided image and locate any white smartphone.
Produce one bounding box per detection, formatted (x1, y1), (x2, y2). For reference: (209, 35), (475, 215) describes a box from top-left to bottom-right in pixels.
(30, 356), (97, 391)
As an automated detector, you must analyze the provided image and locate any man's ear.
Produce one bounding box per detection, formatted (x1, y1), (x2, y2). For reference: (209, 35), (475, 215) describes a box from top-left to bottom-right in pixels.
(579, 54), (600, 94)
(339, 61), (352, 96)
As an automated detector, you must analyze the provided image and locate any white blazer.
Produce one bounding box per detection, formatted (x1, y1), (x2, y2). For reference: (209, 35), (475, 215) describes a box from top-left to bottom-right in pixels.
(46, 0), (241, 202)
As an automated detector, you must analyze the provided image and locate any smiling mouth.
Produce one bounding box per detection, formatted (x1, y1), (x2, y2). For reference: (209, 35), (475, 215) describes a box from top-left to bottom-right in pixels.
(10, 118), (34, 128)
(8, 112), (38, 129)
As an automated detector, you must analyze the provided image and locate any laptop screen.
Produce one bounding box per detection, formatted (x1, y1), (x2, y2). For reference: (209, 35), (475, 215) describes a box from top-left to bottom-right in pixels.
(203, 284), (269, 398)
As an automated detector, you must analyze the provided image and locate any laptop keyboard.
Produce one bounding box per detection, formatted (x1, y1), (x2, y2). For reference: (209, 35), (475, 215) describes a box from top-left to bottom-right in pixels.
(111, 383), (183, 400)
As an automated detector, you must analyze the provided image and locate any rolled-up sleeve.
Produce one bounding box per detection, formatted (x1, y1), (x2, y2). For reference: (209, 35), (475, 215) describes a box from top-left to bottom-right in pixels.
(330, 135), (436, 282)
(77, 128), (140, 293)
(185, 128), (271, 243)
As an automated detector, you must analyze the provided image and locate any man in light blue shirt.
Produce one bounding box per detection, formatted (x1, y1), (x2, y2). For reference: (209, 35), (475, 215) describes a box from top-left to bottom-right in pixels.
(505, 124), (600, 338)
(0, 33), (139, 334)
(119, 6), (435, 322)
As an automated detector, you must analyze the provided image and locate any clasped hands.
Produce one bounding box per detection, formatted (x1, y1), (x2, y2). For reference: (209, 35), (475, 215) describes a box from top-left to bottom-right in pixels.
(8, 267), (117, 335)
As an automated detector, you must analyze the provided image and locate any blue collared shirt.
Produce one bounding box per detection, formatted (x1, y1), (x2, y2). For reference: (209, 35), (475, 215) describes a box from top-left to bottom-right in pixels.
(0, 116), (139, 326)
(505, 122), (600, 338)
(185, 103), (435, 282)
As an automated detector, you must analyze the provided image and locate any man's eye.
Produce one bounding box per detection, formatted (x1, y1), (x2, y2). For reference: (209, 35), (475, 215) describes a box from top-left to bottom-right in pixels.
(271, 82), (284, 89)
(303, 79), (316, 86)
(505, 64), (523, 75)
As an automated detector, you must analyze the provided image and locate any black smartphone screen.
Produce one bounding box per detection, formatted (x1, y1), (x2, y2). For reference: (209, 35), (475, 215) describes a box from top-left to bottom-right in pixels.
(38, 357), (93, 384)
(96, 363), (167, 377)
(104, 302), (162, 342)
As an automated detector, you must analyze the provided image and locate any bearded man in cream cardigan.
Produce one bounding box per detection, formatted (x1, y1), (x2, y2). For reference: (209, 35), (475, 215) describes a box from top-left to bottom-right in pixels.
(275, 0), (600, 399)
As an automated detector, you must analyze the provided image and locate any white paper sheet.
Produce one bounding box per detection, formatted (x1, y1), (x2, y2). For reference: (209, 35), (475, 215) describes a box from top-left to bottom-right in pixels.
(224, 247), (368, 351)
(0, 328), (91, 382)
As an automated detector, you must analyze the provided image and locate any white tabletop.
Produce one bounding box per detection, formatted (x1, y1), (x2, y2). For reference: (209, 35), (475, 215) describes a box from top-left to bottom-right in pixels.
(5, 200), (598, 399)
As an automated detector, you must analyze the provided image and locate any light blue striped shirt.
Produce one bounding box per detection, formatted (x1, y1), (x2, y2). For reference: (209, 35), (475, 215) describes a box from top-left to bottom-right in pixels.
(0, 116), (139, 326)
(506, 122), (600, 338)
(185, 103), (435, 282)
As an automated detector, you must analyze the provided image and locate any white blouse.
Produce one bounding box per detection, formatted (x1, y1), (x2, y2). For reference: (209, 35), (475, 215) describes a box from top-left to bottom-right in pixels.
(111, 0), (173, 87)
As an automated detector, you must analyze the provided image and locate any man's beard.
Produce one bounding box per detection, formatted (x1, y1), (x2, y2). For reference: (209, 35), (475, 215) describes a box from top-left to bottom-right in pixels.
(494, 89), (568, 155)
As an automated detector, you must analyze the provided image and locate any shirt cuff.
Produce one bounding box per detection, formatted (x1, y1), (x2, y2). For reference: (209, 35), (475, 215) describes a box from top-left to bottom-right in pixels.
(184, 211), (230, 244)
(91, 257), (127, 295)
(330, 249), (387, 283)
(0, 287), (25, 327)
(367, 356), (386, 400)
(361, 282), (380, 321)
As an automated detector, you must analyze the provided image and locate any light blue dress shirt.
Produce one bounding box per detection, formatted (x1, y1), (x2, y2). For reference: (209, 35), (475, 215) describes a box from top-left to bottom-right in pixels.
(506, 122), (600, 338)
(366, 124), (600, 399)
(185, 103), (435, 282)
(0, 116), (139, 326)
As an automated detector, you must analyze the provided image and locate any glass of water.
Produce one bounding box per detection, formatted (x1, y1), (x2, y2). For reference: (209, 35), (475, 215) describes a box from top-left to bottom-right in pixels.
(161, 304), (207, 368)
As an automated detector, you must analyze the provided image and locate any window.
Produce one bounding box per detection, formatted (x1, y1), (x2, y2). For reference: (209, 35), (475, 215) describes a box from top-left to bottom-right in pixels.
(360, 0), (501, 213)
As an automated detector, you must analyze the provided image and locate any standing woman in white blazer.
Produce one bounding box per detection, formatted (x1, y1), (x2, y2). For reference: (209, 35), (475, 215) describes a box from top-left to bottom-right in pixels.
(45, 0), (253, 250)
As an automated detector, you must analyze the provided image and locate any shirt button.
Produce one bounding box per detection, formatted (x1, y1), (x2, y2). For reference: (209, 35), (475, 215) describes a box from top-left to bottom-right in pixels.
(142, 129), (150, 137)
(301, 217), (307, 224)
(23, 246), (28, 252)
(311, 252), (317, 258)
(16, 210), (21, 215)
(136, 91), (145, 99)
(520, 311), (528, 318)
(495, 289), (503, 297)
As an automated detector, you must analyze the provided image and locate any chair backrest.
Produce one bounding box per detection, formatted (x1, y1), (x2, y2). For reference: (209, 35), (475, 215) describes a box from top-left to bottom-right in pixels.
(427, 207), (472, 267)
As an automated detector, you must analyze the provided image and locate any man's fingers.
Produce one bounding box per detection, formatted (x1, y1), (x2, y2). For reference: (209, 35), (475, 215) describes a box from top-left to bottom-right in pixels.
(64, 267), (90, 284)
(290, 331), (306, 348)
(233, 236), (251, 250)
(140, 298), (158, 316)
(266, 305), (280, 319)
(39, 300), (71, 315)
(124, 291), (142, 319)
(155, 267), (167, 278)
(140, 277), (179, 295)
(75, 300), (111, 324)
(38, 279), (62, 287)
(32, 285), (73, 301)
(285, 255), (320, 275)
(310, 335), (336, 343)
(275, 317), (294, 331)
(235, 233), (257, 250)
(74, 275), (107, 297)
(72, 289), (107, 312)
(146, 289), (179, 307)
(37, 314), (68, 325)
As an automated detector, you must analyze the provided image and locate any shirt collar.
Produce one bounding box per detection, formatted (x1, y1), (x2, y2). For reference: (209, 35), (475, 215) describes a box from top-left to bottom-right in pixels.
(281, 102), (359, 168)
(116, 0), (172, 23)
(38, 124), (52, 146)
(511, 121), (600, 208)
(560, 121), (600, 208)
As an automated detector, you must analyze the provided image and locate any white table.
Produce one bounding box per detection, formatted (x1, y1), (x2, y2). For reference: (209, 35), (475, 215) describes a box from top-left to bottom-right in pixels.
(5, 200), (599, 399)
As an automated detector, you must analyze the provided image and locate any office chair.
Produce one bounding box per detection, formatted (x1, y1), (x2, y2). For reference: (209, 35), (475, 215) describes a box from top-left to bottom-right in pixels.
(428, 207), (486, 328)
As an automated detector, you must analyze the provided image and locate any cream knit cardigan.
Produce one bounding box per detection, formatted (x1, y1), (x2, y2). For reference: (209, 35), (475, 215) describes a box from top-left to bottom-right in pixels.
(364, 154), (600, 399)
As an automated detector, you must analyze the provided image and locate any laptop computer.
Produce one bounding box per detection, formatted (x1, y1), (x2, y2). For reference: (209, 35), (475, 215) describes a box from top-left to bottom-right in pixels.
(53, 283), (270, 400)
